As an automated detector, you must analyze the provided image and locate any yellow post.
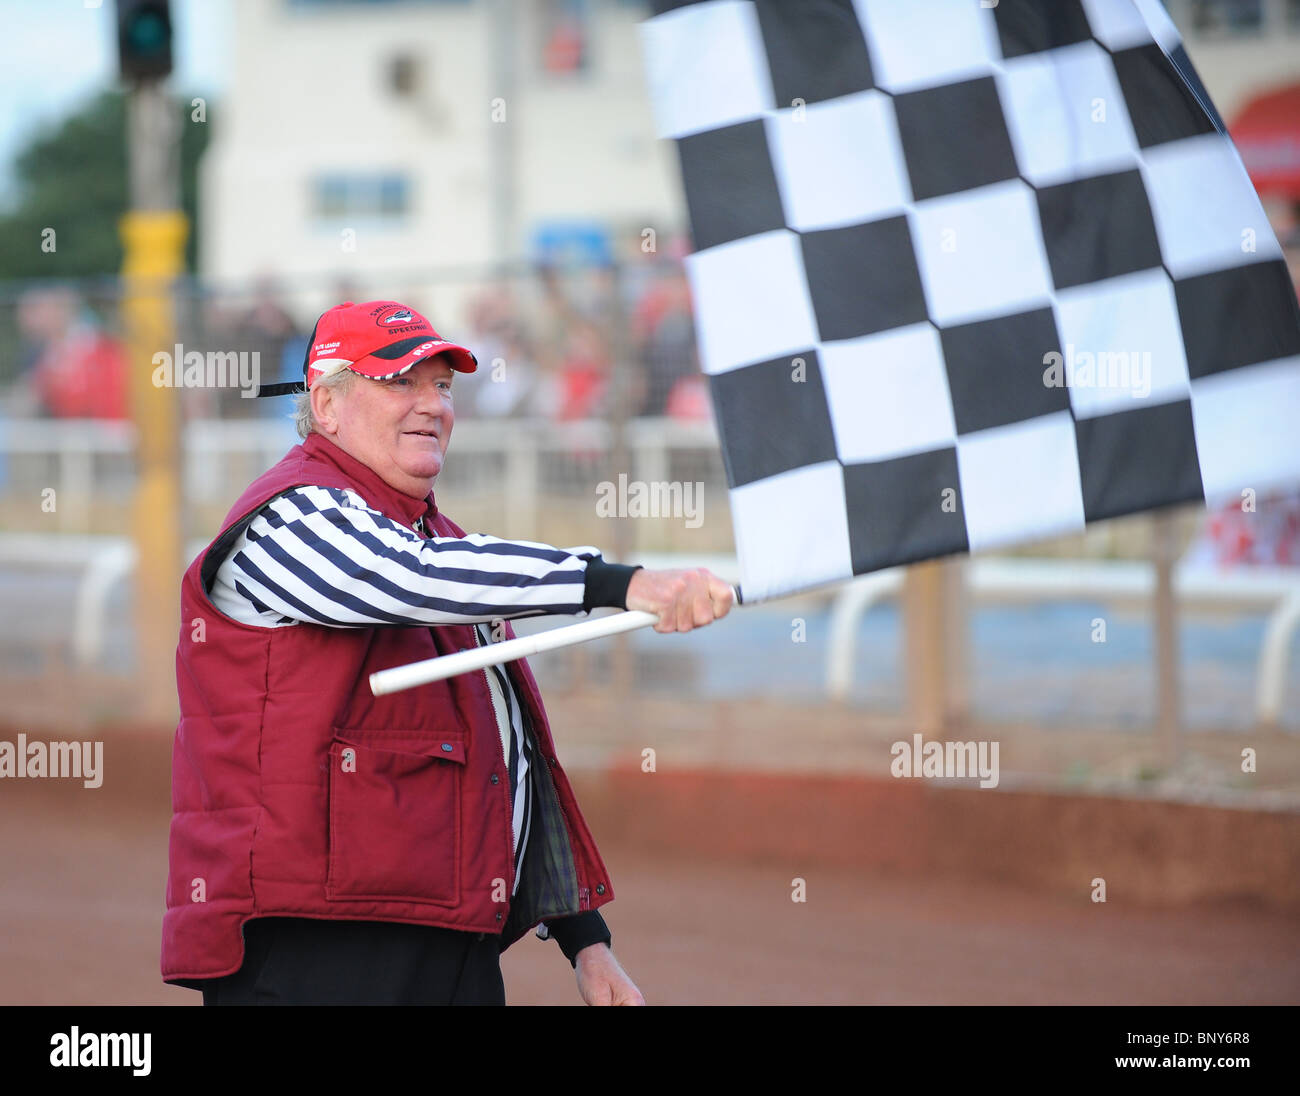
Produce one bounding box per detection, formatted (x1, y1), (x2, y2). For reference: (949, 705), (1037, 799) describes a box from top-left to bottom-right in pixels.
(903, 558), (968, 739)
(1152, 509), (1182, 771)
(904, 561), (946, 738)
(120, 209), (188, 725)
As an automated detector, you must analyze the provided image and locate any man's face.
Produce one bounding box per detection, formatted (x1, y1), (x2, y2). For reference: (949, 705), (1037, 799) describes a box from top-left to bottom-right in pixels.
(313, 354), (456, 499)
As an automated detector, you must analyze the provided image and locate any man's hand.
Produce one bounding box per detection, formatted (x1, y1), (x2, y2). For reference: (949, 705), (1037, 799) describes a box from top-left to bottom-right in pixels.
(625, 567), (734, 634)
(574, 943), (645, 1006)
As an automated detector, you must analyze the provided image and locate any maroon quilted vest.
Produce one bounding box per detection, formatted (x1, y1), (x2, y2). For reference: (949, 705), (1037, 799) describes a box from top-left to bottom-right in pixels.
(162, 432), (613, 984)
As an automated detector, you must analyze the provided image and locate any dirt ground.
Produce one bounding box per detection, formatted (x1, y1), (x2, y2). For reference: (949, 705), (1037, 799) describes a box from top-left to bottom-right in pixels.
(0, 782), (1295, 1006)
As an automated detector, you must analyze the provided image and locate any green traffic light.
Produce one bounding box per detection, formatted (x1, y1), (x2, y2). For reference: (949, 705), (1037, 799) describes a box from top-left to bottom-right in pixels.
(126, 12), (168, 54)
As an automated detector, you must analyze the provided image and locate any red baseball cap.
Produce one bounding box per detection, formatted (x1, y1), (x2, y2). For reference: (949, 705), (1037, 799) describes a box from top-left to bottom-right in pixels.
(257, 300), (478, 396)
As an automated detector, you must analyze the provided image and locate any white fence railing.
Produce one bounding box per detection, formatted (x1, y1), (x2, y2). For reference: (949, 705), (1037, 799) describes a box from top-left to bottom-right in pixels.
(0, 532), (1295, 728)
(2, 418), (1296, 726)
(0, 416), (726, 538)
(823, 560), (1300, 728)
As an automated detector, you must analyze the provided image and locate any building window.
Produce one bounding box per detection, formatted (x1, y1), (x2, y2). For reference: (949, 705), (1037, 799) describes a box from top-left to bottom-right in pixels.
(539, 0), (590, 76)
(1188, 0), (1265, 34)
(311, 173), (411, 221)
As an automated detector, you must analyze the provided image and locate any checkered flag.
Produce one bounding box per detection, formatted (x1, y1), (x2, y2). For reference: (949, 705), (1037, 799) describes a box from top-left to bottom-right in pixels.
(639, 0), (1300, 603)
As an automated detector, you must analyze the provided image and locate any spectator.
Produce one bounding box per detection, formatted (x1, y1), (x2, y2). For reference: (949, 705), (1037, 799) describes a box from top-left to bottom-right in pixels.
(464, 283), (537, 418)
(1186, 488), (1300, 567)
(553, 320), (610, 421)
(18, 286), (129, 420)
(632, 265), (697, 418)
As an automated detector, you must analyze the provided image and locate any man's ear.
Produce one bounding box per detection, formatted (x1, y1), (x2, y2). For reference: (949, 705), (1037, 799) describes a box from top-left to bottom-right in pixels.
(311, 380), (340, 435)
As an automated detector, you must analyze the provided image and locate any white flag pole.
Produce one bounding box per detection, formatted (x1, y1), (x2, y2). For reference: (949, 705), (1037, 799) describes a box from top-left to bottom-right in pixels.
(369, 584), (742, 696)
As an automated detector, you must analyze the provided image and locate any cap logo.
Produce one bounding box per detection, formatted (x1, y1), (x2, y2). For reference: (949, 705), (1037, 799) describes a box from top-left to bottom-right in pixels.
(377, 307), (415, 326)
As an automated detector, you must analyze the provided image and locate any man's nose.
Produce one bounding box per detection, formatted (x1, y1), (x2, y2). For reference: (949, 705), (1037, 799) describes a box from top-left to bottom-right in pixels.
(412, 378), (447, 414)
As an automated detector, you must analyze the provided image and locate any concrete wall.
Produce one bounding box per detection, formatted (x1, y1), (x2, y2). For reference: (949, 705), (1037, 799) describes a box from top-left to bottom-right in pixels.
(571, 767), (1300, 911)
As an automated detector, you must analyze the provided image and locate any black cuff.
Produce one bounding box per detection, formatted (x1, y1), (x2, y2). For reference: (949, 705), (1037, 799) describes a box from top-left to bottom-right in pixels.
(543, 910), (611, 967)
(582, 557), (643, 612)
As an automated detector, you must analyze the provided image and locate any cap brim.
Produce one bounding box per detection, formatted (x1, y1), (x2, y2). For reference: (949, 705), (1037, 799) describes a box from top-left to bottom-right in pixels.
(352, 335), (478, 378)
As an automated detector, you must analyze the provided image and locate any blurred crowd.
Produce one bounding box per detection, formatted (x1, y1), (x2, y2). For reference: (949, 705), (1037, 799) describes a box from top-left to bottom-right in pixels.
(1186, 489), (1300, 567)
(2, 244), (710, 426)
(8, 285), (131, 420)
(459, 253), (708, 423)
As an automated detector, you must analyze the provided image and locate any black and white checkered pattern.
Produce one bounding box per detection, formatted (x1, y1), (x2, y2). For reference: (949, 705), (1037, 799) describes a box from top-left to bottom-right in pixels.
(640, 0), (1300, 602)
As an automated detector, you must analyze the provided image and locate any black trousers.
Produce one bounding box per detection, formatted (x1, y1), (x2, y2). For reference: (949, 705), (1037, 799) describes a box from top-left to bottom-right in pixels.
(200, 917), (506, 1006)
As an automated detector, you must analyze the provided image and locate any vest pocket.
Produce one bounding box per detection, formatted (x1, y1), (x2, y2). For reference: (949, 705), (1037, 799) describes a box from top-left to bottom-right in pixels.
(325, 731), (468, 905)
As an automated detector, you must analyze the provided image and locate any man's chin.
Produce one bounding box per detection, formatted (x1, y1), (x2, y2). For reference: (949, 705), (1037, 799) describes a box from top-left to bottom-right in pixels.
(400, 459), (442, 482)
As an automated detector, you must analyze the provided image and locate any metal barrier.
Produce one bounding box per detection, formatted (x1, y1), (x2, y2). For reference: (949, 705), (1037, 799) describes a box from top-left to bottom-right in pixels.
(824, 559), (1300, 728)
(0, 415), (725, 541)
(0, 534), (205, 668)
(0, 531), (1294, 727)
(2, 418), (1296, 726)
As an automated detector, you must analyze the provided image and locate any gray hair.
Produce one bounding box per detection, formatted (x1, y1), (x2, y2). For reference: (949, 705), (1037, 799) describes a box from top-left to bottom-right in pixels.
(293, 368), (355, 439)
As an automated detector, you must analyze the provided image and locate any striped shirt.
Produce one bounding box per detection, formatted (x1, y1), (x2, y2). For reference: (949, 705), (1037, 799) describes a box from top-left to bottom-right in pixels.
(208, 483), (604, 894)
(477, 626), (532, 895)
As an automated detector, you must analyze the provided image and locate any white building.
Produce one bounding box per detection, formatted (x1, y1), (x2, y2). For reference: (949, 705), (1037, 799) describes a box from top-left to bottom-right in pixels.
(200, 0), (682, 325)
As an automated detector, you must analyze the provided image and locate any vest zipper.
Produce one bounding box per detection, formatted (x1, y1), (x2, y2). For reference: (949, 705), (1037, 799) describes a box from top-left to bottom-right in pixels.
(422, 518), (518, 905)
(474, 626), (587, 920)
(473, 623), (513, 773)
(472, 623), (517, 893)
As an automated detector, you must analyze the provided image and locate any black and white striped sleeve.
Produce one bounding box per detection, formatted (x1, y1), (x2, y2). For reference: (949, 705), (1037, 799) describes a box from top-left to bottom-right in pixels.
(208, 485), (635, 629)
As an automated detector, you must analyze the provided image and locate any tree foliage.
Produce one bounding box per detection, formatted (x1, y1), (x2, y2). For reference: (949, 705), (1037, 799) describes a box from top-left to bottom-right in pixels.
(0, 89), (209, 280)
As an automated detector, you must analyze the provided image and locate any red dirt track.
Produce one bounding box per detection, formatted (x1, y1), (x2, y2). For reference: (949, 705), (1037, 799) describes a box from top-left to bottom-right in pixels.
(0, 727), (1296, 1006)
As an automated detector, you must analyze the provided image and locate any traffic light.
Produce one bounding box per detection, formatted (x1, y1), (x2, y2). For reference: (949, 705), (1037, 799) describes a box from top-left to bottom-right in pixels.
(116, 0), (173, 83)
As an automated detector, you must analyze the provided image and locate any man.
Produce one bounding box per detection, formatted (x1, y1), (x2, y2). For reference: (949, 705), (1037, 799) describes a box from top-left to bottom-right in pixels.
(162, 300), (732, 1005)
